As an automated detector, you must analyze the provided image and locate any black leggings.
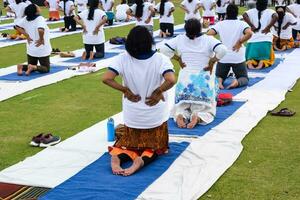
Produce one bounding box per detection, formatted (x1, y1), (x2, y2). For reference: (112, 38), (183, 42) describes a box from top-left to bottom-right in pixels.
(118, 152), (158, 166)
(84, 43), (105, 59)
(216, 62), (249, 87)
(64, 16), (76, 31)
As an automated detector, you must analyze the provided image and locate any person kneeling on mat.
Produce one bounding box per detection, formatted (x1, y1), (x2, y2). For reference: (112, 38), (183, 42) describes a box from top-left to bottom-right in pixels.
(16, 4), (52, 76)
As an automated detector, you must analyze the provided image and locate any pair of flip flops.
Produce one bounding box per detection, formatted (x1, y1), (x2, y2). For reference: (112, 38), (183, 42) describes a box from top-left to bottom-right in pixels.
(270, 108), (296, 117)
(51, 48), (61, 54)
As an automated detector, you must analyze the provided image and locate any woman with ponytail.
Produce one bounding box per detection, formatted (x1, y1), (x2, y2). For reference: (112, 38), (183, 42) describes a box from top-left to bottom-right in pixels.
(272, 6), (298, 51)
(127, 0), (155, 35)
(215, 0), (229, 21)
(58, 0), (76, 32)
(155, 0), (175, 37)
(180, 0), (201, 22)
(160, 19), (227, 128)
(287, 0), (300, 40)
(243, 0), (278, 70)
(74, 0), (107, 60)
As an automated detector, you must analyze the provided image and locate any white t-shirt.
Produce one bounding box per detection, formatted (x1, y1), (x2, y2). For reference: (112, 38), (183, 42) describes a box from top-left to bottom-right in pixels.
(272, 13), (297, 39)
(17, 16), (52, 57)
(288, 3), (300, 30)
(155, 2), (175, 24)
(130, 2), (154, 26)
(48, 0), (59, 11)
(212, 19), (249, 63)
(200, 0), (215, 17)
(181, 0), (201, 20)
(115, 4), (129, 21)
(215, 0), (229, 14)
(109, 52), (174, 129)
(246, 8), (275, 43)
(59, 0), (75, 16)
(100, 0), (114, 11)
(76, 0), (87, 12)
(78, 9), (106, 44)
(9, 2), (27, 24)
(164, 34), (222, 70)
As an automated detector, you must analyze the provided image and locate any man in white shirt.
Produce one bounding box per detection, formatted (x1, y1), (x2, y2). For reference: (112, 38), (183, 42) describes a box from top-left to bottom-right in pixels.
(287, 0), (300, 40)
(59, 0), (76, 31)
(200, 0), (216, 24)
(45, 0), (60, 21)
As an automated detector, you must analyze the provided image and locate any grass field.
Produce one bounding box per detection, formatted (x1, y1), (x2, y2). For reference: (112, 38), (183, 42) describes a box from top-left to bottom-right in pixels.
(0, 2), (299, 200)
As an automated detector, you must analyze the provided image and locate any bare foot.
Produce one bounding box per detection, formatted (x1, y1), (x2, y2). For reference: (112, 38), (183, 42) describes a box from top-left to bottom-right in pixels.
(17, 64), (23, 76)
(81, 51), (87, 60)
(176, 115), (186, 128)
(256, 61), (264, 69)
(89, 51), (95, 60)
(123, 157), (144, 176)
(227, 79), (239, 89)
(25, 64), (37, 76)
(218, 78), (224, 89)
(187, 114), (199, 129)
(247, 63), (255, 69)
(111, 155), (125, 175)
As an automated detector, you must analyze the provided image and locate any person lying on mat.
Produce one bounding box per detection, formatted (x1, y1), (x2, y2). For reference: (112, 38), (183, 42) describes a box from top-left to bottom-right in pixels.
(16, 4), (52, 76)
(102, 26), (176, 176)
(160, 18), (227, 129)
(74, 0), (107, 60)
(207, 4), (253, 89)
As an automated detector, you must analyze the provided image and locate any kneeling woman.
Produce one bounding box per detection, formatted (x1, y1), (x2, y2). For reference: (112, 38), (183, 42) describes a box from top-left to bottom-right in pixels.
(74, 0), (107, 60)
(160, 19), (227, 129)
(102, 26), (176, 176)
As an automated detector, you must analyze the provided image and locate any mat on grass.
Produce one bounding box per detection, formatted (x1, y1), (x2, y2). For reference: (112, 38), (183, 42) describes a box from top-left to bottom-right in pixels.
(40, 142), (190, 200)
(221, 77), (264, 96)
(62, 52), (119, 63)
(0, 65), (68, 81)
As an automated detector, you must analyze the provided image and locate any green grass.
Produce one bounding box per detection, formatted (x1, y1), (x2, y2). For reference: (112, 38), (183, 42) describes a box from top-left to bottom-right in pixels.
(0, 2), (299, 200)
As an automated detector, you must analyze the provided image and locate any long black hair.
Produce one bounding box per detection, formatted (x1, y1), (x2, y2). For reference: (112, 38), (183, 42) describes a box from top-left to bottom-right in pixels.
(226, 4), (238, 20)
(24, 4), (38, 21)
(159, 0), (167, 16)
(88, 0), (99, 20)
(135, 0), (144, 18)
(125, 26), (153, 58)
(275, 6), (286, 48)
(184, 18), (202, 40)
(255, 0), (268, 32)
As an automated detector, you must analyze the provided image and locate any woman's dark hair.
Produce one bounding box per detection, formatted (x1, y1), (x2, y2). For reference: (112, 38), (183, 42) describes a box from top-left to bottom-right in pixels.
(125, 26), (153, 58)
(135, 0), (144, 18)
(184, 18), (202, 39)
(275, 6), (286, 48)
(15, 0), (22, 4)
(226, 4), (238, 19)
(217, 0), (221, 7)
(25, 4), (38, 21)
(121, 0), (126, 4)
(159, 0), (167, 16)
(88, 0), (99, 20)
(188, 0), (192, 3)
(255, 0), (268, 32)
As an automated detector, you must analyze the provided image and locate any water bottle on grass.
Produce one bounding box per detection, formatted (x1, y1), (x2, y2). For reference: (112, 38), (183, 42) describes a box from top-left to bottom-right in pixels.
(107, 118), (115, 142)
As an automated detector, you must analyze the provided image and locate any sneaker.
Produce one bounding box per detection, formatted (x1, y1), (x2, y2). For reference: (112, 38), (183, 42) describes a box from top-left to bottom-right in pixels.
(39, 133), (61, 148)
(29, 133), (44, 147)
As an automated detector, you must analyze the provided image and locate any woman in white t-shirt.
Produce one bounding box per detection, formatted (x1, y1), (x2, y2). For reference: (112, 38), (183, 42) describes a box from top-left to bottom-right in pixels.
(76, 0), (87, 13)
(287, 0), (300, 40)
(74, 0), (107, 60)
(102, 26), (176, 176)
(208, 4), (253, 89)
(59, 0), (76, 31)
(16, 4), (52, 76)
(243, 0), (278, 70)
(115, 0), (130, 22)
(155, 0), (175, 37)
(6, 0), (27, 39)
(44, 0), (60, 21)
(161, 19), (227, 129)
(127, 0), (155, 34)
(100, 0), (114, 25)
(180, 0), (201, 22)
(272, 6), (299, 51)
(215, 0), (229, 21)
(200, 0), (216, 24)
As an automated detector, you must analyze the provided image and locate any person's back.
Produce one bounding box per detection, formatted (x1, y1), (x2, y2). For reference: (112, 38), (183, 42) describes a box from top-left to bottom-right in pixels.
(10, 1), (27, 23)
(116, 3), (129, 20)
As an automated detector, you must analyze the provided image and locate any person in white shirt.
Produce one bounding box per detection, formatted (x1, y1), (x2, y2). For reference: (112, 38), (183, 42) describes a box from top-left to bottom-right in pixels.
(102, 26), (176, 176)
(115, 0), (130, 22)
(160, 19), (227, 129)
(272, 6), (298, 51)
(44, 0), (60, 21)
(74, 0), (107, 60)
(216, 0), (229, 21)
(127, 0), (155, 34)
(243, 0), (278, 70)
(287, 0), (300, 40)
(180, 0), (201, 22)
(76, 0), (87, 13)
(200, 0), (216, 25)
(16, 4), (52, 76)
(59, 0), (76, 31)
(100, 0), (114, 25)
(155, 0), (175, 37)
(5, 0), (16, 17)
(207, 4), (253, 89)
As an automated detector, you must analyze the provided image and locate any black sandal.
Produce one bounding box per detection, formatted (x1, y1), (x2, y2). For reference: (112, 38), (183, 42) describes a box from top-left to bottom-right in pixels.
(271, 108), (296, 117)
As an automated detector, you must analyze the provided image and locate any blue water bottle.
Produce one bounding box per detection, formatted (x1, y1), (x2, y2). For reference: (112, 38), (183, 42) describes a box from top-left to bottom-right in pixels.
(107, 118), (115, 142)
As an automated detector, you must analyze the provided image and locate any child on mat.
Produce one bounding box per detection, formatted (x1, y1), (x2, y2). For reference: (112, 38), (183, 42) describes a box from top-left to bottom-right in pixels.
(16, 4), (52, 76)
(180, 0), (201, 22)
(243, 0), (278, 70)
(127, 0), (155, 35)
(160, 19), (227, 128)
(102, 26), (176, 176)
(287, 0), (300, 41)
(115, 0), (130, 22)
(155, 0), (175, 37)
(76, 0), (87, 14)
(44, 0), (60, 21)
(74, 0), (107, 60)
(215, 0), (229, 21)
(59, 0), (76, 32)
(200, 0), (216, 25)
(207, 4), (253, 89)
(99, 0), (114, 25)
